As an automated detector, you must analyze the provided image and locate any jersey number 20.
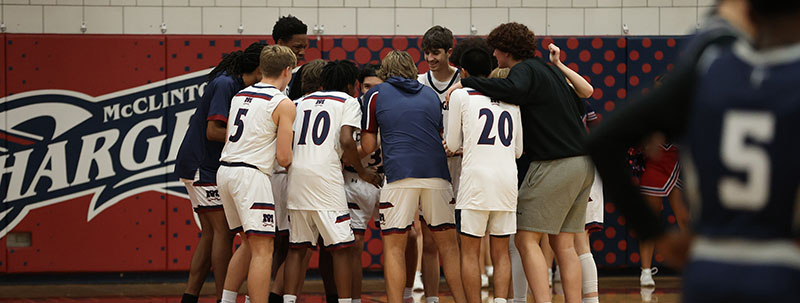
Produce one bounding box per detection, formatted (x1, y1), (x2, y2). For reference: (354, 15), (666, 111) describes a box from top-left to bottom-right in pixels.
(298, 110), (331, 145)
(478, 108), (513, 147)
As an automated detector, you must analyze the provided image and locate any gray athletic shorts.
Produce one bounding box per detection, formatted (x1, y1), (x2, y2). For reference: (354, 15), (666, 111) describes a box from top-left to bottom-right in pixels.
(517, 155), (594, 234)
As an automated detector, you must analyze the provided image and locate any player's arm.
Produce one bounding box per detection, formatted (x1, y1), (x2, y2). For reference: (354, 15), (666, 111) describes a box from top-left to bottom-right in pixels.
(273, 98), (296, 168)
(549, 44), (594, 99)
(360, 87), (380, 156)
(445, 90), (465, 154)
(447, 62), (535, 106)
(341, 126), (381, 187)
(206, 120), (227, 142)
(513, 107), (523, 159)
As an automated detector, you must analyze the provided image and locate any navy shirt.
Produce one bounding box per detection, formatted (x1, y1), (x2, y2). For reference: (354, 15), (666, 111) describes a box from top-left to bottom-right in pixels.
(175, 73), (245, 182)
(362, 77), (450, 183)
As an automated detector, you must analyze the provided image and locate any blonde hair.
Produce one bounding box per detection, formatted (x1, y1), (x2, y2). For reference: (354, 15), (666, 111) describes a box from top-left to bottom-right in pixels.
(301, 59), (327, 94)
(377, 50), (418, 80)
(489, 67), (510, 79)
(260, 45), (297, 78)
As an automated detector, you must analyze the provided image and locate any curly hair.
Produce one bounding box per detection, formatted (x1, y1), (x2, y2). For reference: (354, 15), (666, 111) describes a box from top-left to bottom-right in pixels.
(208, 41), (265, 80)
(487, 22), (537, 60)
(272, 15), (308, 43)
(450, 37), (496, 69)
(377, 50), (417, 80)
(321, 60), (359, 93)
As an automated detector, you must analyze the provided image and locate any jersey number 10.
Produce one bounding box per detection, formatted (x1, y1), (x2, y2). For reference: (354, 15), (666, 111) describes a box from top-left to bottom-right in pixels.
(298, 109), (331, 145)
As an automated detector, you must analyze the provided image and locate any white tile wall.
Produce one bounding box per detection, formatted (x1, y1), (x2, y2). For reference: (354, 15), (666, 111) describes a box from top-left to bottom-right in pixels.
(585, 7), (620, 35)
(660, 6), (696, 34)
(165, 7), (201, 33)
(433, 8), (469, 35)
(241, 0), (266, 6)
(622, 7), (658, 35)
(357, 8), (394, 34)
(30, 0), (56, 5)
(241, 7), (279, 34)
(509, 8), (546, 35)
(84, 6), (123, 33)
(522, 0), (547, 7)
(202, 7), (240, 34)
(572, 0), (596, 7)
(547, 0), (571, 7)
(319, 8), (356, 34)
(697, 5), (714, 25)
(345, 0), (369, 6)
(123, 7), (162, 34)
(395, 8), (432, 35)
(547, 8), (583, 35)
(5, 5), (43, 33)
(3, 0), (711, 35)
(43, 6), (82, 33)
(471, 8), (508, 35)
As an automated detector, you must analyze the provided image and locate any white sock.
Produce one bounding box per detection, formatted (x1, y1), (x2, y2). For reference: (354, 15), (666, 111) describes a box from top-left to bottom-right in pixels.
(221, 290), (238, 303)
(338, 299), (352, 303)
(403, 287), (413, 299)
(582, 297), (600, 303)
(283, 294), (297, 303)
(426, 297), (439, 303)
(494, 299), (507, 303)
(580, 253), (599, 296)
(245, 295), (250, 303)
(352, 299), (361, 303)
(508, 234), (528, 302)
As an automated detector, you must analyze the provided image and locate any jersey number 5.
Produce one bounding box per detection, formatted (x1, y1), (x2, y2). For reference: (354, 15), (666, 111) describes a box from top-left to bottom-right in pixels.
(228, 108), (248, 142)
(298, 110), (331, 145)
(478, 108), (513, 147)
(719, 110), (774, 211)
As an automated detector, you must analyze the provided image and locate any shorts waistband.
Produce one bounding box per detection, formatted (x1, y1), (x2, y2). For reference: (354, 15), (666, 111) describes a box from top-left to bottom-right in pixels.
(344, 166), (385, 174)
(220, 161), (259, 170)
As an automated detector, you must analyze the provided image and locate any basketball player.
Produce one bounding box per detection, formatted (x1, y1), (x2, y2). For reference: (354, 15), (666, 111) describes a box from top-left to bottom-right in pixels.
(446, 23), (594, 303)
(588, 1), (800, 301)
(447, 47), (523, 303)
(283, 60), (381, 303)
(271, 15), (308, 98)
(416, 25), (461, 302)
(217, 45), (297, 303)
(362, 50), (466, 303)
(175, 41), (265, 303)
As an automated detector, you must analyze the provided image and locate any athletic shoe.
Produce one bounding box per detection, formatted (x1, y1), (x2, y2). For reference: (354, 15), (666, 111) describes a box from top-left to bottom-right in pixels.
(640, 267), (658, 287)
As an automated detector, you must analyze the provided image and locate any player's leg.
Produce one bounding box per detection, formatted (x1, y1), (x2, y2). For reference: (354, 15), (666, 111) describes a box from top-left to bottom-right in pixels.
(404, 226), (419, 301)
(457, 209), (487, 303)
(183, 211), (213, 302)
(270, 261), (285, 303)
(284, 210), (315, 301)
(379, 186), (418, 303)
(550, 233), (581, 303)
(247, 234), (275, 303)
(541, 234), (555, 284)
(319, 247), (339, 302)
(218, 169), (251, 303)
(508, 234), (528, 303)
(420, 219), (441, 300)
(639, 195), (662, 286)
(668, 188), (690, 232)
(241, 171), (278, 303)
(271, 172), (291, 300)
(422, 185), (466, 303)
(574, 231), (598, 303)
(350, 232), (365, 301)
(413, 220), (425, 291)
(318, 210), (356, 301)
(513, 231), (551, 303)
(208, 210), (234, 299)
(489, 235), (511, 303)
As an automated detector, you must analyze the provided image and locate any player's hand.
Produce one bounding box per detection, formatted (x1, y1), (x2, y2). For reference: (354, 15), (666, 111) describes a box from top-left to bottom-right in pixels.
(358, 168), (383, 188)
(549, 43), (562, 65)
(655, 230), (692, 269)
(444, 81), (463, 107)
(442, 140), (456, 157)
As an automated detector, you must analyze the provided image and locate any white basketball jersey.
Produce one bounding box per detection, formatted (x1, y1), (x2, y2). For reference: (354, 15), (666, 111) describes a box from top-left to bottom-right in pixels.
(288, 91), (362, 210)
(219, 84), (286, 175)
(446, 88), (523, 211)
(417, 69), (461, 137)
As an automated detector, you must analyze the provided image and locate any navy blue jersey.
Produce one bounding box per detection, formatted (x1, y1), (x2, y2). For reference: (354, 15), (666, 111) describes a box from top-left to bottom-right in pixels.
(362, 77), (450, 183)
(175, 74), (244, 182)
(686, 41), (800, 240)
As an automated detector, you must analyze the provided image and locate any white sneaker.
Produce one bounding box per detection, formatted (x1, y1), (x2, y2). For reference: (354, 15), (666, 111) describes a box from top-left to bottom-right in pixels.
(553, 266), (561, 283)
(640, 267), (658, 287)
(481, 273), (489, 287)
(486, 265), (494, 278)
(548, 268), (553, 286)
(413, 271), (424, 291)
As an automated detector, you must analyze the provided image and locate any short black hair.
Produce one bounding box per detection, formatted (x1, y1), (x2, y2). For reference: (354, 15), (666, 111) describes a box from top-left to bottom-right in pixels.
(272, 15), (307, 43)
(321, 60), (359, 93)
(459, 48), (493, 78)
(421, 25), (454, 52)
(358, 63), (381, 84)
(450, 37), (496, 69)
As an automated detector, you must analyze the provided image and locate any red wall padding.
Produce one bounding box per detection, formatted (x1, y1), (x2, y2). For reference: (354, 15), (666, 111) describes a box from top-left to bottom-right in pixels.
(0, 34), (685, 273)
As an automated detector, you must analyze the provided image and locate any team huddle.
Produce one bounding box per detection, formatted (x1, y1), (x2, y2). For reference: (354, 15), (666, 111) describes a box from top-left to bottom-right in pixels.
(176, 2), (800, 303)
